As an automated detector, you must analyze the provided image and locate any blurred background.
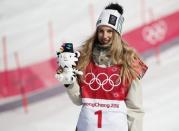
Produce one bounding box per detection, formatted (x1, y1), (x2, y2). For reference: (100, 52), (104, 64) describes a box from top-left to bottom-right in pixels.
(0, 0), (179, 131)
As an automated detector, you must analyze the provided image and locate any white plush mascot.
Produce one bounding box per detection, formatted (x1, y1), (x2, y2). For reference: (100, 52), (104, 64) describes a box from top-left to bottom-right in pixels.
(55, 43), (83, 85)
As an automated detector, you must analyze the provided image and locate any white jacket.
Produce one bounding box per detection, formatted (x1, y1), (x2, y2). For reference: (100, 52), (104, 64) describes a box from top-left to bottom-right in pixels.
(65, 79), (144, 131)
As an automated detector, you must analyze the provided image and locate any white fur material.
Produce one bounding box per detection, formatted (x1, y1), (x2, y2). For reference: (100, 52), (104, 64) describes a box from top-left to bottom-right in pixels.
(55, 68), (76, 85)
(57, 51), (79, 68)
(55, 50), (83, 85)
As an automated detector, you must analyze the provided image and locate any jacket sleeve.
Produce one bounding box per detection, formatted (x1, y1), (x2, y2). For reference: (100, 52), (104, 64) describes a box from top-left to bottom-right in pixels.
(125, 79), (145, 131)
(65, 80), (82, 106)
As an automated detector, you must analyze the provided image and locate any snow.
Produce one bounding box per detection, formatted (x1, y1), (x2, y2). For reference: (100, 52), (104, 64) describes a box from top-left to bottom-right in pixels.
(0, 0), (179, 131)
(142, 44), (179, 131)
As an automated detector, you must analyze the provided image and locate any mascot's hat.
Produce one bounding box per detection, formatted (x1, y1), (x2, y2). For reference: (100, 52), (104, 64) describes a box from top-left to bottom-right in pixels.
(62, 43), (74, 53)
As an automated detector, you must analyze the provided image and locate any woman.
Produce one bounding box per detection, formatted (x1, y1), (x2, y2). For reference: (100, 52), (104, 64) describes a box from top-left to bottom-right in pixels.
(56, 3), (147, 131)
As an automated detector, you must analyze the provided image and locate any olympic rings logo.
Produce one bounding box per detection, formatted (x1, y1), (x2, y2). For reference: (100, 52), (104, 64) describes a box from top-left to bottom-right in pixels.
(84, 73), (121, 92)
(142, 20), (167, 45)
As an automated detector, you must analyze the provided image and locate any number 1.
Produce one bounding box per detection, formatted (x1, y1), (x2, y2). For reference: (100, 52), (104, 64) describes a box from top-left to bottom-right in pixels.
(95, 110), (102, 128)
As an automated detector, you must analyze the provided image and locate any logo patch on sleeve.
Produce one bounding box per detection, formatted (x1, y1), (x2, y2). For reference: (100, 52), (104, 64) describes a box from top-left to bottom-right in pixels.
(108, 14), (117, 26)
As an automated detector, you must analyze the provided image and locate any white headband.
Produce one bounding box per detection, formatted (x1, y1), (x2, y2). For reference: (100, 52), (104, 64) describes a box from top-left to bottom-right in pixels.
(96, 9), (124, 34)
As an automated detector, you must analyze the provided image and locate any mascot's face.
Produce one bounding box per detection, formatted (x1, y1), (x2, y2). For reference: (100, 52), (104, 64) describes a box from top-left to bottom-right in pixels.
(57, 52), (80, 68)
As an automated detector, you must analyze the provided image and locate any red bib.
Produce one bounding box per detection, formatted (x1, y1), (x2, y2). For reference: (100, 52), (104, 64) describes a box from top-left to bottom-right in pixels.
(79, 62), (129, 101)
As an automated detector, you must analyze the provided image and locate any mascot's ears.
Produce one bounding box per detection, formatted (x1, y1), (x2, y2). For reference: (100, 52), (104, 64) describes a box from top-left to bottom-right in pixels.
(75, 51), (80, 58)
(56, 46), (64, 56)
(57, 51), (61, 56)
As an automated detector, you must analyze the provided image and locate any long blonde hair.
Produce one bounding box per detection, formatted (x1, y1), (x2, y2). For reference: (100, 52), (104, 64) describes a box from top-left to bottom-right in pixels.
(77, 30), (144, 85)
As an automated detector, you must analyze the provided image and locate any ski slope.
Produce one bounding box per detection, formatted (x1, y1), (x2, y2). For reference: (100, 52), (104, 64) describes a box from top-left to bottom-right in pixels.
(0, 0), (179, 131)
(0, 44), (179, 131)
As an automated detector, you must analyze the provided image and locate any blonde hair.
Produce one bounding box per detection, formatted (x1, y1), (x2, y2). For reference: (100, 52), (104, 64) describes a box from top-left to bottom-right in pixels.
(77, 30), (143, 85)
